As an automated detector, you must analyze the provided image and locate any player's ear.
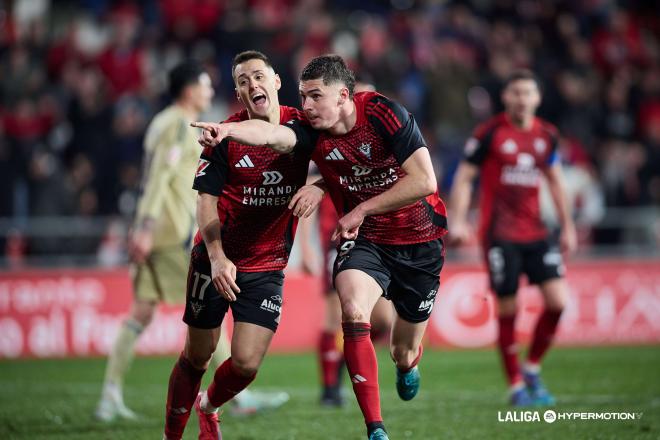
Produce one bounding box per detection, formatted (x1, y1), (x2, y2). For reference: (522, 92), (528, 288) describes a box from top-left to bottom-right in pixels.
(235, 88), (242, 102)
(274, 74), (282, 91)
(338, 87), (349, 105)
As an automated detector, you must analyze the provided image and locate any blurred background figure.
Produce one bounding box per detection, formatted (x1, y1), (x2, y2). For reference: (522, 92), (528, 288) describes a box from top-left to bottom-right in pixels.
(450, 70), (576, 406)
(1, 0), (657, 265)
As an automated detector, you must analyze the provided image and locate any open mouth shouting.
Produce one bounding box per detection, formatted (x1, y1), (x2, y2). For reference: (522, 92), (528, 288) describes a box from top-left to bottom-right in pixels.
(251, 92), (268, 110)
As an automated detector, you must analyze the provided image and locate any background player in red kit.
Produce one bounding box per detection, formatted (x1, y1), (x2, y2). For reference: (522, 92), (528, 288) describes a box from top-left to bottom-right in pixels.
(450, 70), (577, 406)
(163, 51), (321, 440)
(195, 55), (447, 440)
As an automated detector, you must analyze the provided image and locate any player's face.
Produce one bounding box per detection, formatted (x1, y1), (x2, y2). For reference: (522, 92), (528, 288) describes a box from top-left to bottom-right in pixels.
(502, 79), (541, 122)
(190, 73), (214, 113)
(299, 79), (347, 130)
(233, 59), (281, 119)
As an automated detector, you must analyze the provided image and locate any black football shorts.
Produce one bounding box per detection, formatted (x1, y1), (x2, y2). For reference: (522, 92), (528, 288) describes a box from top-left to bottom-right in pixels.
(485, 238), (564, 297)
(333, 237), (444, 323)
(183, 242), (284, 332)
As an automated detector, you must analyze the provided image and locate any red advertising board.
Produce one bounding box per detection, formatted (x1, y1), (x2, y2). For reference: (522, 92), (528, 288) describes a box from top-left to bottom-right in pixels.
(0, 260), (658, 359)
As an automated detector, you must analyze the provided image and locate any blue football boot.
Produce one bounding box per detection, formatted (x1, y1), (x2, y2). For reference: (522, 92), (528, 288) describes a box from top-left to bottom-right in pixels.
(396, 366), (420, 401)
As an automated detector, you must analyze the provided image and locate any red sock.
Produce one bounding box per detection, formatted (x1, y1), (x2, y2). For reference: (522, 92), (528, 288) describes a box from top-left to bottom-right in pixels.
(398, 344), (423, 373)
(164, 354), (206, 440)
(497, 315), (522, 385)
(207, 358), (256, 408)
(527, 309), (563, 364)
(319, 331), (343, 387)
(343, 322), (382, 425)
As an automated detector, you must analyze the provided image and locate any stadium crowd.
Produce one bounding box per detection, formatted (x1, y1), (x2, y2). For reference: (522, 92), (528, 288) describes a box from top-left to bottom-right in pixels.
(0, 0), (658, 260)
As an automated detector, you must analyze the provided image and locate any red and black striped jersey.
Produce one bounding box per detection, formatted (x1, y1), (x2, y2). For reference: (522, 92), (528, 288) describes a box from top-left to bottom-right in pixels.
(192, 106), (311, 271)
(291, 92), (447, 245)
(464, 112), (560, 243)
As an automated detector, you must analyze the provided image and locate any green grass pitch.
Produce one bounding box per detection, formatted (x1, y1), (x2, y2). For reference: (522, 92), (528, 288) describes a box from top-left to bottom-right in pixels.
(1, 346), (658, 439)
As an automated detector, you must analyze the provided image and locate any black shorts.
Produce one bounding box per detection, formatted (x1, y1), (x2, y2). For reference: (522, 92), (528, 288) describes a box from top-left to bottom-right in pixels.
(183, 243), (284, 332)
(333, 238), (444, 323)
(485, 238), (564, 297)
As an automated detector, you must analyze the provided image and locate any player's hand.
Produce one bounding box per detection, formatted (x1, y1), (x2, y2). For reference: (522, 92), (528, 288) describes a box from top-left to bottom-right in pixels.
(449, 219), (472, 246)
(289, 184), (325, 218)
(128, 227), (153, 264)
(560, 222), (577, 255)
(209, 253), (241, 301)
(332, 207), (365, 241)
(191, 122), (232, 148)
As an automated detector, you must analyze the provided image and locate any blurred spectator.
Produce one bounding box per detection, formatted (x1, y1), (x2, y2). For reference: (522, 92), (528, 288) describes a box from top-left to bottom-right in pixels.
(0, 0), (657, 263)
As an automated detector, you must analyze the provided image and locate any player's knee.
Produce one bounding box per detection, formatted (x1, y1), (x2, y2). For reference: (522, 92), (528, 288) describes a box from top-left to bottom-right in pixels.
(230, 356), (260, 377)
(131, 302), (157, 326)
(341, 301), (368, 323)
(186, 350), (213, 370)
(545, 296), (566, 312)
(541, 280), (568, 311)
(497, 296), (517, 316)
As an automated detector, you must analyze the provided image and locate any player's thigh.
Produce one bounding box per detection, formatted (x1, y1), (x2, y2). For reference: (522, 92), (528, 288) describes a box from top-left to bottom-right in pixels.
(230, 321), (276, 373)
(184, 325), (222, 369)
(370, 297), (394, 331)
(132, 247), (189, 304)
(183, 242), (230, 330)
(538, 277), (569, 311)
(388, 239), (444, 324)
(486, 240), (522, 298)
(335, 269), (384, 322)
(333, 238), (389, 320)
(229, 270), (285, 333)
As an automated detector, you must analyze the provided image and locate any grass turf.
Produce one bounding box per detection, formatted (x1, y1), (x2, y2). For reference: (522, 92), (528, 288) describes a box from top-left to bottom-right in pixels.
(0, 346), (658, 439)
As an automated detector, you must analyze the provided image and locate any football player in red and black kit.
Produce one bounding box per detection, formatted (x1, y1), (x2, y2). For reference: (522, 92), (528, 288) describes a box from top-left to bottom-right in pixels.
(450, 70), (577, 406)
(163, 51), (322, 440)
(195, 55), (447, 440)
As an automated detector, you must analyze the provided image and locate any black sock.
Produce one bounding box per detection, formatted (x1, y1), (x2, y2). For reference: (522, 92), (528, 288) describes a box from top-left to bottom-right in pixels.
(367, 422), (386, 436)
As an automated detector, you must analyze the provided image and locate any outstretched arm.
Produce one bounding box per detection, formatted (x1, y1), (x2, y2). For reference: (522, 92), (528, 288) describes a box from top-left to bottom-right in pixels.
(333, 147), (437, 241)
(191, 120), (297, 154)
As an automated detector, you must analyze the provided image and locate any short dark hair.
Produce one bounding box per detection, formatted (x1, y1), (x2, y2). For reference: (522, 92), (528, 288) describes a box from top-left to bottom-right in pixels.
(168, 62), (205, 99)
(503, 69), (542, 91)
(232, 50), (273, 80)
(300, 54), (356, 98)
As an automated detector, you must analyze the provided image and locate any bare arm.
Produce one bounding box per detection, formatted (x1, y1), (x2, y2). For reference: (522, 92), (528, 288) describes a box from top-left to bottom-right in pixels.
(448, 161), (480, 244)
(333, 147), (437, 240)
(544, 163), (577, 254)
(191, 120), (297, 154)
(197, 192), (240, 299)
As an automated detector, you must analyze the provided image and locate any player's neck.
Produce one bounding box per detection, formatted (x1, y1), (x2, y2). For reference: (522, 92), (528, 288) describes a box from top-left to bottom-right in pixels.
(247, 106), (280, 125)
(327, 101), (357, 136)
(508, 113), (535, 130)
